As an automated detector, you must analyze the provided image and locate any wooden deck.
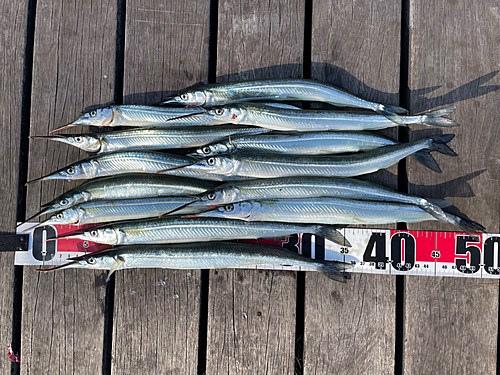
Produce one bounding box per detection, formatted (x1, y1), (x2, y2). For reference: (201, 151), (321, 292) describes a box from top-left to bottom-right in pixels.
(1, 0), (499, 373)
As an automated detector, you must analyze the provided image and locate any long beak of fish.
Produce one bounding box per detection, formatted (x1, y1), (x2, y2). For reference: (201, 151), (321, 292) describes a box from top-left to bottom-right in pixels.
(25, 172), (65, 186)
(45, 232), (84, 242)
(14, 207), (53, 231)
(35, 261), (79, 272)
(155, 163), (196, 174)
(164, 111), (207, 122)
(31, 135), (74, 146)
(49, 117), (92, 134)
(158, 197), (201, 218)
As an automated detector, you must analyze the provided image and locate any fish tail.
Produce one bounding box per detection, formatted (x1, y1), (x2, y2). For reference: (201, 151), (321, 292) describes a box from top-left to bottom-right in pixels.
(375, 104), (409, 125)
(411, 151), (442, 173)
(410, 134), (457, 173)
(443, 213), (486, 235)
(316, 260), (354, 283)
(421, 107), (459, 127)
(428, 134), (457, 156)
(314, 225), (352, 247)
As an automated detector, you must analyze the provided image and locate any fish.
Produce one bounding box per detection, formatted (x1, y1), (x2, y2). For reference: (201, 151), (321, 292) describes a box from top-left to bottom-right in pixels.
(52, 216), (352, 247)
(173, 104), (458, 131)
(24, 174), (218, 223)
(33, 126), (270, 154)
(180, 176), (453, 224)
(33, 196), (200, 228)
(25, 151), (238, 184)
(49, 105), (220, 133)
(192, 198), (485, 234)
(162, 135), (457, 179)
(161, 78), (408, 124)
(35, 242), (355, 283)
(188, 131), (402, 158)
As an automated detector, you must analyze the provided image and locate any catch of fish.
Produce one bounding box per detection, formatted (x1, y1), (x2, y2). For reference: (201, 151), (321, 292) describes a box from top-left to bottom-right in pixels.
(25, 78), (481, 283)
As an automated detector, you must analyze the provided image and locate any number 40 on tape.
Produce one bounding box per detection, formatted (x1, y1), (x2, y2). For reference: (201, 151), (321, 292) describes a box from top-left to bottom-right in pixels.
(330, 229), (500, 278)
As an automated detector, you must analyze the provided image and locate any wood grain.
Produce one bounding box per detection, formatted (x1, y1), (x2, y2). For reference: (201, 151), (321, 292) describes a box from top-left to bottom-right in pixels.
(0, 0), (28, 371)
(206, 269), (296, 375)
(305, 1), (401, 373)
(22, 0), (116, 373)
(208, 1), (304, 373)
(111, 1), (210, 373)
(405, 0), (500, 373)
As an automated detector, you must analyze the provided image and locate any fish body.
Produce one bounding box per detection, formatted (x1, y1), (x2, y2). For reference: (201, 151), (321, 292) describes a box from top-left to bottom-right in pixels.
(175, 135), (456, 179)
(190, 131), (399, 157)
(36, 126), (270, 153)
(190, 104), (458, 131)
(38, 196), (199, 226)
(163, 79), (408, 124)
(187, 176), (451, 223)
(38, 242), (355, 283)
(57, 217), (351, 247)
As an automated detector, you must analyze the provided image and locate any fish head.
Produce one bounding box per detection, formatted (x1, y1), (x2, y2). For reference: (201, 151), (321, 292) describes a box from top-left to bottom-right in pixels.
(189, 156), (238, 176)
(169, 91), (208, 106)
(43, 192), (89, 215)
(40, 208), (81, 226)
(70, 253), (113, 270)
(197, 202), (254, 220)
(207, 107), (245, 123)
(78, 227), (119, 245)
(75, 107), (114, 126)
(56, 160), (99, 180)
(201, 186), (239, 206)
(45, 134), (102, 152)
(191, 142), (232, 158)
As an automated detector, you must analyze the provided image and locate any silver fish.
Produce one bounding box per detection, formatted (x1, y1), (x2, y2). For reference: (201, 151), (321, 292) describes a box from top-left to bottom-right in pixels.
(49, 105), (218, 133)
(184, 176), (452, 223)
(188, 131), (400, 158)
(25, 151), (237, 184)
(162, 78), (408, 124)
(30, 174), (218, 221)
(193, 198), (485, 234)
(35, 242), (355, 283)
(168, 135), (457, 179)
(54, 217), (351, 247)
(177, 104), (458, 131)
(35, 196), (199, 227)
(34, 126), (270, 154)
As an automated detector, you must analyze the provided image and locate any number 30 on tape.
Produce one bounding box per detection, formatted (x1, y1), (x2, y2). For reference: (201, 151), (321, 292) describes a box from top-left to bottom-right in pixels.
(331, 230), (500, 278)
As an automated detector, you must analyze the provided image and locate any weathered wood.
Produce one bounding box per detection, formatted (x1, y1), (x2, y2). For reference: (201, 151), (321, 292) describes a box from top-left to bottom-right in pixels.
(111, 1), (210, 373)
(405, 0), (500, 373)
(207, 1), (304, 373)
(0, 0), (27, 371)
(22, 0), (115, 373)
(112, 269), (201, 374)
(207, 269), (296, 374)
(304, 1), (401, 373)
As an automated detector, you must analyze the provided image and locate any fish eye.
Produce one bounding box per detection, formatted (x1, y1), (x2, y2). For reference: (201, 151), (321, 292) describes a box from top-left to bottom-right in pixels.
(202, 147), (211, 154)
(60, 199), (68, 205)
(74, 137), (82, 143)
(56, 213), (63, 219)
(207, 158), (216, 166)
(86, 257), (96, 264)
(225, 204), (234, 212)
(214, 108), (224, 116)
(90, 110), (97, 117)
(67, 167), (76, 174)
(207, 193), (216, 200)
(180, 93), (189, 100)
(90, 230), (98, 237)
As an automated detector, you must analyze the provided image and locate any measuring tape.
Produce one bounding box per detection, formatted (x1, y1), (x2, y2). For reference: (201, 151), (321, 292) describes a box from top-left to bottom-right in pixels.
(16, 223), (500, 279)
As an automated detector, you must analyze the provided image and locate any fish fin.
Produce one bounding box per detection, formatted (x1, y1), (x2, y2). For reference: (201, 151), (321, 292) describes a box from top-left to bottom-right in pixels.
(443, 213), (486, 235)
(428, 134), (457, 156)
(315, 226), (352, 247)
(421, 107), (459, 127)
(375, 104), (408, 125)
(106, 256), (125, 282)
(411, 151), (442, 173)
(426, 197), (454, 208)
(316, 260), (355, 283)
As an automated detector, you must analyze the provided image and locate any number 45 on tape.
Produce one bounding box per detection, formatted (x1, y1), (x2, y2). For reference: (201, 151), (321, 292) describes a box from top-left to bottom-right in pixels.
(330, 229), (500, 278)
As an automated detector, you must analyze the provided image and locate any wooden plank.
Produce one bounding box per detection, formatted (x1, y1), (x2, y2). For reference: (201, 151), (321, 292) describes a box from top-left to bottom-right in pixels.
(0, 0), (28, 371)
(111, 1), (210, 373)
(22, 0), (116, 373)
(405, 0), (500, 373)
(207, 269), (296, 374)
(206, 1), (304, 373)
(304, 1), (401, 373)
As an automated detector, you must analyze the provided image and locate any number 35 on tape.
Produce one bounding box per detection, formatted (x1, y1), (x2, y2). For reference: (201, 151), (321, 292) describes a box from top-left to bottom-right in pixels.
(331, 229), (500, 278)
